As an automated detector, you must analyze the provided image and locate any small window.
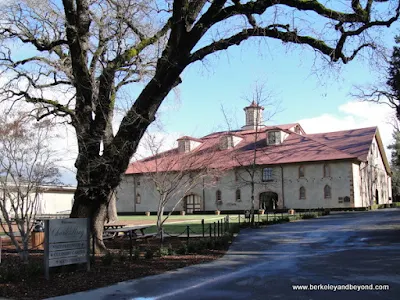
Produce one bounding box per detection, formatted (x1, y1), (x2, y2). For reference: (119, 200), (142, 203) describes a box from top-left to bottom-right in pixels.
(323, 164), (330, 177)
(184, 140), (190, 152)
(299, 166), (305, 178)
(262, 168), (273, 182)
(235, 189), (241, 202)
(136, 193), (141, 204)
(294, 125), (301, 134)
(343, 196), (350, 203)
(216, 190), (222, 202)
(324, 185), (331, 199)
(299, 187), (306, 199)
(268, 131), (281, 145)
(137, 178), (140, 186)
(234, 169), (239, 182)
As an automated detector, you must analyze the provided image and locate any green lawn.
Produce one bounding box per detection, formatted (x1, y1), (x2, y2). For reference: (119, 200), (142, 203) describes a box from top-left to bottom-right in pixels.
(117, 212), (320, 235)
(118, 214), (227, 222)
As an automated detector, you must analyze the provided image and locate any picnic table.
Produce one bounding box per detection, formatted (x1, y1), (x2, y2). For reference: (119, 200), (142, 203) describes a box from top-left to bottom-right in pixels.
(104, 225), (155, 257)
(103, 224), (126, 230)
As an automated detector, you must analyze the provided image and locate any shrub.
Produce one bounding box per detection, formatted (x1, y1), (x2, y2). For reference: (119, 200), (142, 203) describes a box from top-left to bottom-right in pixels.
(101, 252), (114, 266)
(158, 247), (169, 257)
(301, 214), (316, 219)
(177, 244), (188, 255)
(145, 249), (154, 259)
(167, 244), (176, 256)
(0, 264), (18, 283)
(132, 247), (141, 260)
(0, 260), (44, 283)
(322, 209), (331, 216)
(118, 249), (127, 262)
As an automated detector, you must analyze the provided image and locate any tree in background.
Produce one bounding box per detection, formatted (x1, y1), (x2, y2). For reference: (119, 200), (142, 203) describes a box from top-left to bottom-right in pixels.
(0, 113), (60, 262)
(135, 133), (219, 238)
(0, 0), (398, 251)
(223, 83), (280, 226)
(388, 130), (400, 200)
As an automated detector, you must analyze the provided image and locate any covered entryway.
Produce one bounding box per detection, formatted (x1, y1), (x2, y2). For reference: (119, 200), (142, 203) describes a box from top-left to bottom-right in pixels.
(259, 192), (278, 211)
(183, 194), (201, 214)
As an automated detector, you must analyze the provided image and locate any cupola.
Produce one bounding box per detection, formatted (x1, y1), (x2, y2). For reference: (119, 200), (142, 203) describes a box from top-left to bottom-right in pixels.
(241, 101), (265, 130)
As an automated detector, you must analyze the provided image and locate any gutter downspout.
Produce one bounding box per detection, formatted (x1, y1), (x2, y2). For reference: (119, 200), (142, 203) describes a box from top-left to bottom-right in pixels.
(202, 177), (205, 211)
(280, 165), (285, 208)
(133, 176), (137, 213)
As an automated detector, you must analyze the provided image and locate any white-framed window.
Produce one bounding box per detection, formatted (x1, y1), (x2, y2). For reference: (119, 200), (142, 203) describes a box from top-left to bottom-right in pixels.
(324, 185), (331, 199)
(268, 131), (281, 145)
(299, 186), (306, 199)
(262, 168), (273, 182)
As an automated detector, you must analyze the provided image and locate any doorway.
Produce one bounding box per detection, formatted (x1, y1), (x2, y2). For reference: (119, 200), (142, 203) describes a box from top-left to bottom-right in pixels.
(259, 192), (278, 211)
(184, 194), (201, 214)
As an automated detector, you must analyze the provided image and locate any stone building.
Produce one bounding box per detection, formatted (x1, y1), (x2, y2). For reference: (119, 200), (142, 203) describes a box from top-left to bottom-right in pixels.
(117, 102), (392, 213)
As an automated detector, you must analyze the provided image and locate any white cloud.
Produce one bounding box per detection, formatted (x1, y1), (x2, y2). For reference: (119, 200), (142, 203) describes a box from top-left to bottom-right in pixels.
(298, 101), (395, 159)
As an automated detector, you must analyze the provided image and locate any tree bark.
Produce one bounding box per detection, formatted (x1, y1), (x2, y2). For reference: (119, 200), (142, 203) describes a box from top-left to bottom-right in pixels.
(106, 192), (118, 223)
(70, 185), (111, 253)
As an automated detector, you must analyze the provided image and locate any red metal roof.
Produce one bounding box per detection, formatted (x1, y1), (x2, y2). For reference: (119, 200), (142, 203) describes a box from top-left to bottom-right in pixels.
(126, 125), (380, 174)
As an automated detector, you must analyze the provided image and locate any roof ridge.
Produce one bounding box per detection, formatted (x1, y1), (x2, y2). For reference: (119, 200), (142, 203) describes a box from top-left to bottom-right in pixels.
(297, 132), (356, 159)
(306, 126), (377, 136)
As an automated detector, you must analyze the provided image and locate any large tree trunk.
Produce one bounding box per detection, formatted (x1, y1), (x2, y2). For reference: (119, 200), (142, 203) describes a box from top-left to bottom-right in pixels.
(70, 185), (111, 254)
(106, 192), (118, 224)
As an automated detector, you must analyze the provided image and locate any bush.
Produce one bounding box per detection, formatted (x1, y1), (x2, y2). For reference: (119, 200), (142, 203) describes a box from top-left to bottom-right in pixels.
(133, 247), (141, 260)
(144, 249), (154, 259)
(0, 260), (44, 283)
(101, 252), (114, 266)
(301, 214), (316, 219)
(167, 244), (176, 256)
(158, 247), (169, 257)
(118, 249), (127, 262)
(177, 244), (188, 255)
(322, 208), (331, 216)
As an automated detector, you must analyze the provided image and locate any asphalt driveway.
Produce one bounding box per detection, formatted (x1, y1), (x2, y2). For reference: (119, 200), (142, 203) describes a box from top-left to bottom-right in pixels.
(49, 209), (400, 300)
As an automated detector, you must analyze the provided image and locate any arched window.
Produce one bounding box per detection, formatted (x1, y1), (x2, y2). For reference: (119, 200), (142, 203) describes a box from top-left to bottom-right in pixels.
(323, 164), (330, 177)
(235, 189), (241, 202)
(299, 166), (305, 178)
(324, 185), (331, 199)
(136, 193), (141, 204)
(299, 187), (306, 199)
(216, 190), (222, 202)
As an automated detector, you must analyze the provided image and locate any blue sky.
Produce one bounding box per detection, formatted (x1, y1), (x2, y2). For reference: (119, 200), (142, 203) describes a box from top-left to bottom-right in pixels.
(155, 32), (397, 138)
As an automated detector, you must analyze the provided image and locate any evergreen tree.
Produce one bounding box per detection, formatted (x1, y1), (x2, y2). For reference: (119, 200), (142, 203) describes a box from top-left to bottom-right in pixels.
(387, 36), (400, 120)
(388, 130), (400, 200)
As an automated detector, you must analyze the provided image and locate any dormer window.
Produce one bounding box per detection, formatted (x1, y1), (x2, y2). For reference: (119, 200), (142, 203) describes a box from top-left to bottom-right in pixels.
(177, 136), (202, 153)
(219, 134), (242, 150)
(267, 131), (281, 145)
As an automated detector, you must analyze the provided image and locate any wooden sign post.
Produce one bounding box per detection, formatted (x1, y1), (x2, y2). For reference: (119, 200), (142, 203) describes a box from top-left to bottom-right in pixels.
(44, 218), (90, 280)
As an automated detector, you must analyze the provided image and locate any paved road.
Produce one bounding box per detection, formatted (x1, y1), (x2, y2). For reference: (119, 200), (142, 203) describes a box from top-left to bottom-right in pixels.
(50, 209), (400, 300)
